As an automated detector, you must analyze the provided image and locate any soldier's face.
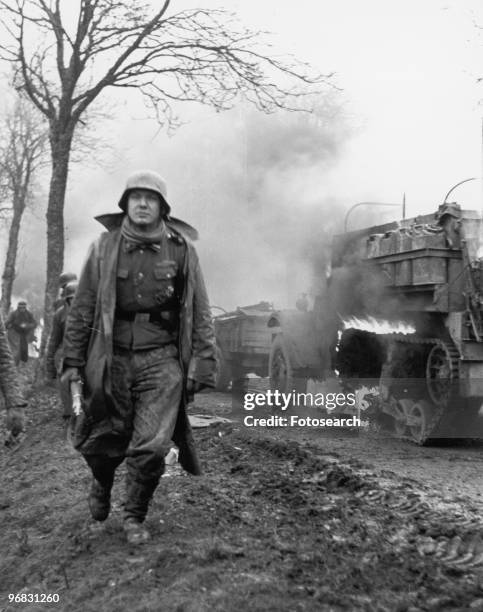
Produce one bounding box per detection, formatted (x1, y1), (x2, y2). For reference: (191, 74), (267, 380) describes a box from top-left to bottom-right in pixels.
(127, 189), (162, 230)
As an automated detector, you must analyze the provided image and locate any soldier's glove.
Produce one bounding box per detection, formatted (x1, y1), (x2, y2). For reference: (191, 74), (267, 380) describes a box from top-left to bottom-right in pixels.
(6, 405), (25, 437)
(60, 367), (81, 385)
(186, 378), (207, 395)
(186, 378), (208, 404)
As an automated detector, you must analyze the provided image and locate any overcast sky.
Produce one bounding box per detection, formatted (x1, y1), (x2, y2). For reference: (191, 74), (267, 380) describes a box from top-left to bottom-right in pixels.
(234, 0), (483, 212)
(8, 0), (483, 310)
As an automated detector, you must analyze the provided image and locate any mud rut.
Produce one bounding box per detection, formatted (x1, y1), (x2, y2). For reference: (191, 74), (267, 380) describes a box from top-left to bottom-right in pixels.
(1, 374), (483, 611)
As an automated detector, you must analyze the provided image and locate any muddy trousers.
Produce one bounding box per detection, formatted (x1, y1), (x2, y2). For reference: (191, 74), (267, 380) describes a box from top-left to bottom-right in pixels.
(82, 345), (183, 521)
(11, 333), (28, 365)
(59, 378), (73, 418)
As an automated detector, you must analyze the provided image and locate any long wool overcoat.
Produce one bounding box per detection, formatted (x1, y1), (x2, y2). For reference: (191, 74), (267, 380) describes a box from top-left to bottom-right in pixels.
(0, 314), (25, 408)
(62, 213), (217, 475)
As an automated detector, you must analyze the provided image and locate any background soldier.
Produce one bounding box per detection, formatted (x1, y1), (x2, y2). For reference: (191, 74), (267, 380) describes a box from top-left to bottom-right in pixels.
(0, 312), (26, 442)
(61, 170), (216, 544)
(54, 272), (78, 310)
(46, 281), (78, 438)
(6, 301), (37, 366)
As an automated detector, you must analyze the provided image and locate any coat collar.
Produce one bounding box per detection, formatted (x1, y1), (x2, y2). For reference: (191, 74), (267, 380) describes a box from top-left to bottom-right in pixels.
(94, 212), (199, 241)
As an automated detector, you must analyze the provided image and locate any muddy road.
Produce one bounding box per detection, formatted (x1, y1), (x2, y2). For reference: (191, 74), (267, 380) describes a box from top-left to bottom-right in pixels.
(199, 392), (483, 511)
(1, 373), (483, 611)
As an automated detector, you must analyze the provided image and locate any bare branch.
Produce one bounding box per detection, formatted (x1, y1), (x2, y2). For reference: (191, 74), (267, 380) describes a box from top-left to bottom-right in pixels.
(71, 0), (171, 120)
(0, 88), (48, 314)
(37, 0), (66, 81)
(1, 1), (334, 129)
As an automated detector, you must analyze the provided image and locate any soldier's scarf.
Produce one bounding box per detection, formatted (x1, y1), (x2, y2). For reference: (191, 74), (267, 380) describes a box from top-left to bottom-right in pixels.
(121, 216), (166, 252)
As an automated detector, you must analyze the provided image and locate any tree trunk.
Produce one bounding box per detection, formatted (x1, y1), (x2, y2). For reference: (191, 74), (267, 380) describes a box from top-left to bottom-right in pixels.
(1, 195), (27, 317)
(37, 128), (74, 364)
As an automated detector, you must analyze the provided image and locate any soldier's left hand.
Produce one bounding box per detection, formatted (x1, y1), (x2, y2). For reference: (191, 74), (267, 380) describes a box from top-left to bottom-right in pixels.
(186, 378), (206, 395)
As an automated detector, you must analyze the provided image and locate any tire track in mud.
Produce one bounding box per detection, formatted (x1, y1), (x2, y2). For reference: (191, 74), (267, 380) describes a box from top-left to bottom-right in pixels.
(354, 486), (483, 572)
(228, 431), (483, 567)
(161, 425), (483, 611)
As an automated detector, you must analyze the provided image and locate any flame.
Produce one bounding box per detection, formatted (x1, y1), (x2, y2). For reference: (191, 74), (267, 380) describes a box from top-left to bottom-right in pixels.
(341, 316), (415, 335)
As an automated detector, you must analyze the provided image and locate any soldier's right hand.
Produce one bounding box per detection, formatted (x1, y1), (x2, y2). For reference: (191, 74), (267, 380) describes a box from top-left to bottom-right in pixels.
(60, 367), (81, 385)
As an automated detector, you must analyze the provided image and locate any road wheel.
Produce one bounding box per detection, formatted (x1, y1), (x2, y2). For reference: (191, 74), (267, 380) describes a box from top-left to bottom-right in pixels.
(406, 400), (432, 445)
(269, 334), (305, 394)
(426, 343), (458, 406)
(391, 399), (408, 437)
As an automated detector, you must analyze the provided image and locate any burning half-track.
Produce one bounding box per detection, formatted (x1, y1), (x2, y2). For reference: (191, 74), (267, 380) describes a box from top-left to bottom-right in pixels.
(268, 202), (483, 443)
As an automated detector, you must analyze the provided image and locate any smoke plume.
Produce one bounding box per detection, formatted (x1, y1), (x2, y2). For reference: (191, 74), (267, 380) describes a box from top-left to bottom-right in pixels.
(3, 97), (353, 314)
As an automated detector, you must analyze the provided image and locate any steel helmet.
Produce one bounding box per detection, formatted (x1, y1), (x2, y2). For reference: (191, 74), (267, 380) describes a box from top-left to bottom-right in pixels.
(436, 202), (461, 224)
(59, 271), (77, 288)
(63, 281), (78, 300)
(118, 170), (171, 215)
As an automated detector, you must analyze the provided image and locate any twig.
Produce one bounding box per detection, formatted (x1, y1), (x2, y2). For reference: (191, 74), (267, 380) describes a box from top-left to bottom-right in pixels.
(61, 565), (70, 590)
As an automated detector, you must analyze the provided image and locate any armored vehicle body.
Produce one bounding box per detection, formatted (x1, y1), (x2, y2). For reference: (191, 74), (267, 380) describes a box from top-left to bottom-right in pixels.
(268, 203), (483, 443)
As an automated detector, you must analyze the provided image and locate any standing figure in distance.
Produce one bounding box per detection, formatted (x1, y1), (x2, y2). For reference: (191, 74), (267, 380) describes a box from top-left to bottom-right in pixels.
(6, 301), (37, 366)
(54, 272), (78, 310)
(0, 312), (26, 442)
(62, 170), (216, 544)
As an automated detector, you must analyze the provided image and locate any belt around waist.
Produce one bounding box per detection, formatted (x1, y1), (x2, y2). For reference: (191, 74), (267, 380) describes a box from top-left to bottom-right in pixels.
(114, 310), (176, 325)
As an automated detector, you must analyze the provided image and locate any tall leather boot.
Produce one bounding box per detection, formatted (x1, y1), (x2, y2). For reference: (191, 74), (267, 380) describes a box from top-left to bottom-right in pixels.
(123, 476), (160, 544)
(84, 455), (123, 522)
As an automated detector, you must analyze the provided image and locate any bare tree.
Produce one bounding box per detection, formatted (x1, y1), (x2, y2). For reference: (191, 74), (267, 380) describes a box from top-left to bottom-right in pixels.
(0, 94), (47, 317)
(0, 0), (333, 348)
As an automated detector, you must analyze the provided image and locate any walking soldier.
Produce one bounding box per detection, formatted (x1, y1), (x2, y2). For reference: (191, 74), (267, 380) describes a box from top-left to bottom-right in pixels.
(46, 280), (78, 435)
(5, 301), (37, 366)
(61, 170), (216, 544)
(0, 313), (26, 441)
